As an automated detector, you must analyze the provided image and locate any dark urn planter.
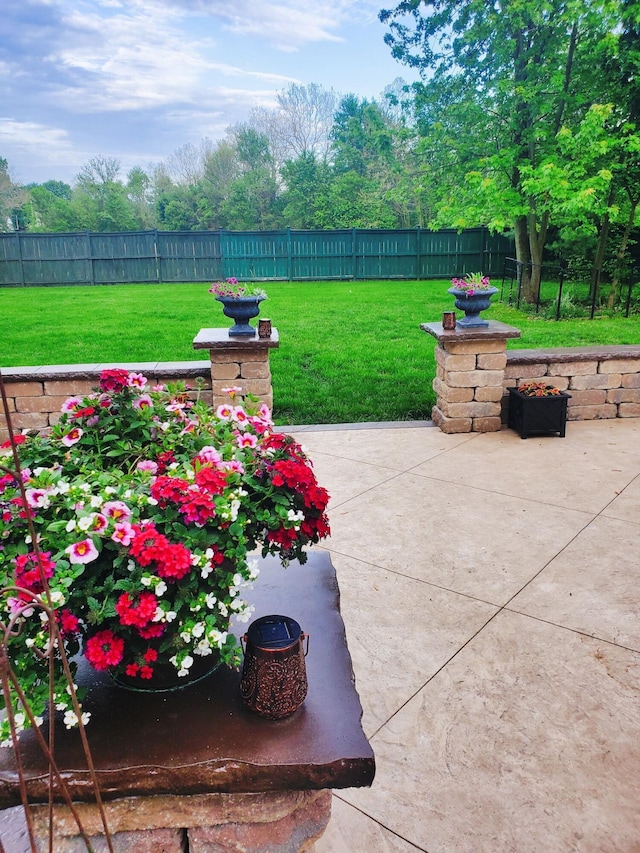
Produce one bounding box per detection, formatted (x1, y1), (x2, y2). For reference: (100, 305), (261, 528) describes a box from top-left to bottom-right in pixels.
(448, 286), (499, 327)
(507, 387), (571, 439)
(216, 295), (265, 336)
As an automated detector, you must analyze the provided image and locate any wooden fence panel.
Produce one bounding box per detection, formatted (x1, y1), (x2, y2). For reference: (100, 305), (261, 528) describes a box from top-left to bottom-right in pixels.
(0, 228), (513, 286)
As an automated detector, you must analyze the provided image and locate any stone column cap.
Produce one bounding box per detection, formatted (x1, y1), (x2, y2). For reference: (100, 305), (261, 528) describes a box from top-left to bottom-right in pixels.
(193, 328), (280, 350)
(421, 320), (521, 343)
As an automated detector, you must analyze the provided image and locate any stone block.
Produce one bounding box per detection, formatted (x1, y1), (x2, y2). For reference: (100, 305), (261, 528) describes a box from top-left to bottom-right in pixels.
(619, 402), (640, 417)
(476, 352), (507, 370)
(566, 389), (606, 406)
(567, 404), (617, 421)
(3, 396), (16, 412)
(210, 349), (268, 365)
(15, 396), (59, 414)
(570, 374), (621, 391)
(598, 358), (640, 374)
(445, 370), (504, 388)
(432, 378), (474, 404)
(441, 400), (500, 419)
(444, 339), (507, 355)
(43, 380), (95, 396)
(548, 360), (598, 377)
(621, 373), (640, 388)
(6, 412), (49, 431)
(3, 381), (43, 397)
(188, 790), (331, 853)
(607, 388), (640, 404)
(240, 361), (271, 380)
(434, 347), (476, 372)
(431, 406), (472, 433)
(474, 385), (504, 403)
(503, 362), (548, 380)
(472, 416), (502, 432)
(210, 362), (240, 380)
(34, 828), (185, 853)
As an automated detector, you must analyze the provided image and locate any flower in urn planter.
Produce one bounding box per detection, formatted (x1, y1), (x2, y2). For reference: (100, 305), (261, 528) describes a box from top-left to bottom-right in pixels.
(0, 371), (330, 743)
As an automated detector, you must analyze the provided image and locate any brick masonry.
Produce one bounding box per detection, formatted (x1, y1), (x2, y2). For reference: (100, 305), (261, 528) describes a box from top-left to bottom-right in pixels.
(503, 345), (640, 423)
(423, 324), (640, 434)
(1, 330), (280, 441)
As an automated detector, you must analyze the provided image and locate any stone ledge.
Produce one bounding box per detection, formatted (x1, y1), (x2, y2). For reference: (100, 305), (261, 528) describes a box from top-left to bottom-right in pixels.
(506, 345), (640, 365)
(1, 362), (212, 383)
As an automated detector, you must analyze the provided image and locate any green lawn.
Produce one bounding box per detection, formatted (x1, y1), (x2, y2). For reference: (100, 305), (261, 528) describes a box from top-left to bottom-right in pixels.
(1, 281), (639, 424)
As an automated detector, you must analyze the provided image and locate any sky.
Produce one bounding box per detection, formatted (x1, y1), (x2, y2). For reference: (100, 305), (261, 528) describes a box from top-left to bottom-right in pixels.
(0, 0), (415, 186)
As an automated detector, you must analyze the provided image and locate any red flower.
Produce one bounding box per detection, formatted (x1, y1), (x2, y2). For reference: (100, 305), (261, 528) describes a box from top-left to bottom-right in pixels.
(14, 551), (56, 595)
(115, 592), (158, 628)
(98, 369), (130, 393)
(85, 630), (125, 670)
(0, 435), (27, 450)
(58, 609), (80, 636)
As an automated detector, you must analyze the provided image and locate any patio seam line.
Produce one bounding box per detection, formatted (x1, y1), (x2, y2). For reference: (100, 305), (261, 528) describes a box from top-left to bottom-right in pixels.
(395, 468), (627, 515)
(329, 794), (431, 853)
(498, 608), (640, 656)
(318, 545), (513, 612)
(343, 501), (602, 742)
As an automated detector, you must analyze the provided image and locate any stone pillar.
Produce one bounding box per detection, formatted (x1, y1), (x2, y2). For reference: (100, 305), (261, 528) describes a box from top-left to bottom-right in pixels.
(421, 320), (521, 434)
(193, 328), (280, 411)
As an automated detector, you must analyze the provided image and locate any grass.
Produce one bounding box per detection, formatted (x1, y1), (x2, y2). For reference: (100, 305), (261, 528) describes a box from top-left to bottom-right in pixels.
(1, 280), (639, 425)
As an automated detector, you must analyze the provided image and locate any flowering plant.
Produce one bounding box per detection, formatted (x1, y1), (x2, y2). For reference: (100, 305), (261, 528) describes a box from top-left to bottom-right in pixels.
(0, 370), (329, 743)
(209, 278), (267, 300)
(517, 381), (563, 397)
(450, 272), (494, 294)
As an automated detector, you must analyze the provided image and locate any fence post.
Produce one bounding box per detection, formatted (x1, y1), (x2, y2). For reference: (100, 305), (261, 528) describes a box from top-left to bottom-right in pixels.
(352, 228), (358, 280)
(16, 233), (25, 286)
(286, 227), (292, 281)
(415, 226), (421, 280)
(154, 230), (161, 283)
(84, 232), (94, 285)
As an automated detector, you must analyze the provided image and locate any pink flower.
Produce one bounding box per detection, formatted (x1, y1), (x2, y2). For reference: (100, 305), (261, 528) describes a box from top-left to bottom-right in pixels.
(222, 386), (243, 399)
(132, 394), (153, 410)
(61, 428), (83, 447)
(136, 459), (158, 474)
(89, 513), (108, 533)
(216, 404), (233, 420)
(127, 372), (148, 389)
(102, 501), (131, 521)
(112, 522), (135, 545)
(236, 432), (258, 449)
(196, 446), (222, 464)
(218, 459), (245, 474)
(61, 396), (83, 413)
(25, 488), (51, 509)
(66, 538), (99, 564)
(231, 406), (248, 424)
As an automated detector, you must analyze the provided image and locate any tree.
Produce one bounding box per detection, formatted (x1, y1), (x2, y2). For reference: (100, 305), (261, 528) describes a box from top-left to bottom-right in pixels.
(73, 156), (138, 231)
(380, 0), (622, 300)
(0, 158), (27, 231)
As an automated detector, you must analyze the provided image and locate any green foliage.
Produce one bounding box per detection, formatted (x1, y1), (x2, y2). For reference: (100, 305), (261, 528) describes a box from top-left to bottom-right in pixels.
(1, 281), (638, 425)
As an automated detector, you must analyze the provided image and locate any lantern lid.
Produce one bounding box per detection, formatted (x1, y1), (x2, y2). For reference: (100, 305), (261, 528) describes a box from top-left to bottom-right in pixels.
(247, 615), (302, 650)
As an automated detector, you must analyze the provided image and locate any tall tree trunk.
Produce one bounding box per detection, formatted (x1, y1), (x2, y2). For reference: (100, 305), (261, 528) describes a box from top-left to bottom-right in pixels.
(591, 187), (616, 301)
(608, 195), (639, 308)
(514, 215), (532, 297)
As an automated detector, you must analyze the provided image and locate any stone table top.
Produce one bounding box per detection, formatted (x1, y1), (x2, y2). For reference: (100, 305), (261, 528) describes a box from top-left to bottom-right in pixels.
(421, 320), (522, 343)
(0, 551), (374, 806)
(193, 327), (280, 350)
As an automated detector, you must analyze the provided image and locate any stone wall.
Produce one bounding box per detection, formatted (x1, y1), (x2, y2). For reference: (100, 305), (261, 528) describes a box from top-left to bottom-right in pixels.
(0, 362), (213, 442)
(503, 345), (640, 422)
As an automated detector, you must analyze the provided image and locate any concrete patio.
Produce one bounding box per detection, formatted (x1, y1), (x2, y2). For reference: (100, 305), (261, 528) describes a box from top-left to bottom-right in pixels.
(286, 417), (640, 853)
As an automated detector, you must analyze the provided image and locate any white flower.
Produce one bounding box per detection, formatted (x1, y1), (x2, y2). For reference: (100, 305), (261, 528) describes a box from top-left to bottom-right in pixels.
(192, 622), (205, 638)
(63, 710), (91, 729)
(217, 602), (229, 618)
(248, 560), (260, 581)
(49, 590), (65, 606)
(154, 580), (167, 597)
(65, 519), (77, 532)
(205, 593), (217, 609)
(141, 576), (152, 587)
(195, 639), (212, 656)
(77, 516), (93, 531)
(180, 630), (191, 642)
(90, 495), (103, 508)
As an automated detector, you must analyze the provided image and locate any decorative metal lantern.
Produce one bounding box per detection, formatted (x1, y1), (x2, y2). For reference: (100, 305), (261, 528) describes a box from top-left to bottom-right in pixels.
(240, 615), (308, 719)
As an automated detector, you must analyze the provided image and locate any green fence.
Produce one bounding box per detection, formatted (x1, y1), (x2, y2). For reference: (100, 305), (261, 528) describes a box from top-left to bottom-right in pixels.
(0, 228), (513, 286)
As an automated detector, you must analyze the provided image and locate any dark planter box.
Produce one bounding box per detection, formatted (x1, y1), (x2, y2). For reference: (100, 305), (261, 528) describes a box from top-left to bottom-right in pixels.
(507, 387), (571, 439)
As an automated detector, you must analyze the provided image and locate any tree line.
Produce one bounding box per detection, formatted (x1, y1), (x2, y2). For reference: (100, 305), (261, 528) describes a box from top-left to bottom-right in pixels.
(1, 0), (639, 305)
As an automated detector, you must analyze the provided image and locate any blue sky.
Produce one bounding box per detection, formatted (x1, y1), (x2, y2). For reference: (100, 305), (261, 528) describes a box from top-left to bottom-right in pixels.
(0, 0), (414, 185)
